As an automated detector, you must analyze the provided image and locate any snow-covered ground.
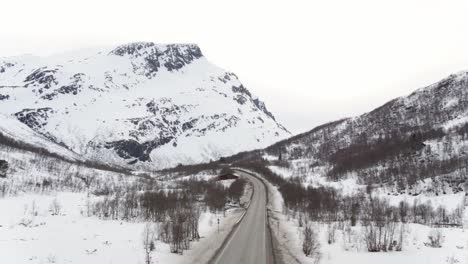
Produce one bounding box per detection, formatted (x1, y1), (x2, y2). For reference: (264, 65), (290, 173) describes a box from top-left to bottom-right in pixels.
(318, 223), (468, 264)
(257, 167), (468, 264)
(0, 143), (253, 264)
(275, 216), (468, 264)
(269, 164), (363, 195)
(0, 145), (132, 198)
(0, 191), (246, 264)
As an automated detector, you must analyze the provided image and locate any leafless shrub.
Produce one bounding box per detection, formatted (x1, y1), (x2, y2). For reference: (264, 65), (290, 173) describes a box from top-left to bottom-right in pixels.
(18, 217), (34, 227)
(46, 254), (57, 263)
(446, 255), (460, 264)
(49, 198), (62, 216)
(142, 223), (155, 264)
(302, 225), (321, 262)
(426, 229), (444, 248)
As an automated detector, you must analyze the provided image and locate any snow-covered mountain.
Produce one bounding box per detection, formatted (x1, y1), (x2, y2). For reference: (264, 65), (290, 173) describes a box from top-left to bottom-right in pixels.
(0, 42), (289, 169)
(238, 71), (468, 194)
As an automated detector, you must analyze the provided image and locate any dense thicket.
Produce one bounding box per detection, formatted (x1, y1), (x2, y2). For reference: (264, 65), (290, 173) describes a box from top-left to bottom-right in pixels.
(328, 129), (445, 177)
(236, 159), (463, 254)
(91, 178), (246, 220)
(324, 128), (468, 194)
(88, 177), (246, 254)
(235, 159), (462, 226)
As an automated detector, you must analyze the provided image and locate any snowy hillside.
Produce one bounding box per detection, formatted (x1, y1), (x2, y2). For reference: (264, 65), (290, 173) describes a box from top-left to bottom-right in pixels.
(254, 71), (468, 192)
(0, 113), (83, 162)
(227, 70), (468, 264)
(0, 42), (289, 169)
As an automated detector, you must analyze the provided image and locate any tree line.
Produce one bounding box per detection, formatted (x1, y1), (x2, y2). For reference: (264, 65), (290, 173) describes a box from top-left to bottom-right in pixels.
(87, 177), (246, 254)
(235, 159), (463, 253)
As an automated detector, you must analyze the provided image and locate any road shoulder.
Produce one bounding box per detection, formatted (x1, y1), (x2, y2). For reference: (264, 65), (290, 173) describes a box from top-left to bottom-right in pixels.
(234, 168), (303, 264)
(185, 179), (253, 264)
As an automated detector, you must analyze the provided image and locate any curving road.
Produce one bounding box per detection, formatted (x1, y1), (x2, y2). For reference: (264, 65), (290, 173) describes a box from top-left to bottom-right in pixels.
(211, 170), (274, 264)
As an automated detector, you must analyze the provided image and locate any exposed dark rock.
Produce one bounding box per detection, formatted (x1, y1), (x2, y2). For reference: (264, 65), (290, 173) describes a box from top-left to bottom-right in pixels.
(234, 95), (247, 105)
(231, 84), (276, 121)
(127, 159), (138, 165)
(0, 62), (15, 73)
(163, 44), (203, 72)
(218, 72), (238, 83)
(144, 55), (161, 76)
(14, 108), (64, 145)
(15, 108), (54, 130)
(145, 98), (186, 116)
(253, 98), (276, 121)
(109, 42), (203, 78)
(106, 139), (147, 161)
(24, 68), (58, 93)
(231, 85), (252, 97)
(182, 119), (198, 131)
(41, 73), (85, 100)
(109, 42), (156, 56)
(106, 135), (174, 162)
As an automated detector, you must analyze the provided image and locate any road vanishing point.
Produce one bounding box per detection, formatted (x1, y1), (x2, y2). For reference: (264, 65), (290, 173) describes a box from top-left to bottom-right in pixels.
(211, 169), (275, 264)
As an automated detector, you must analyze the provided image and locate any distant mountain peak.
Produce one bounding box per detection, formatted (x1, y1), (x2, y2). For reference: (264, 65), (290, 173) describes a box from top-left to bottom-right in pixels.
(110, 42), (202, 58)
(107, 42), (203, 78)
(0, 42), (290, 169)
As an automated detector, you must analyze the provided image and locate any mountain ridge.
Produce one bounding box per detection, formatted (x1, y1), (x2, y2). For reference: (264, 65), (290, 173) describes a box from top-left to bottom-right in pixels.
(0, 42), (290, 169)
(206, 70), (468, 196)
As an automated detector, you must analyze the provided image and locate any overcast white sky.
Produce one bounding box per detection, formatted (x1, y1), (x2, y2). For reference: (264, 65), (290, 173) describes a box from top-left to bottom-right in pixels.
(2, 0), (468, 134)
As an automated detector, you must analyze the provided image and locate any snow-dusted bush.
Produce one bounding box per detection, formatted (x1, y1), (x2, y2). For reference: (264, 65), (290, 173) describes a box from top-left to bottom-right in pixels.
(46, 254), (57, 263)
(49, 197), (62, 216)
(302, 224), (321, 262)
(426, 229), (444, 248)
(18, 200), (38, 227)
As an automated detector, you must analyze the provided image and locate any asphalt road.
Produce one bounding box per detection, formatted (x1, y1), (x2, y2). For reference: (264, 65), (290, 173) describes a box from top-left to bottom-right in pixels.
(212, 170), (274, 264)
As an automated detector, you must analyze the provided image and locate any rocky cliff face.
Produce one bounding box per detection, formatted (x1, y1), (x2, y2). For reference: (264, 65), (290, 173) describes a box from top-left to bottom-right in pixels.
(0, 42), (290, 169)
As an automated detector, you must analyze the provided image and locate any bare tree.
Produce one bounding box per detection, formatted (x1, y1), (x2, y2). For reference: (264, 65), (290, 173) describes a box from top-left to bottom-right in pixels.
(0, 160), (8, 178)
(142, 223), (155, 264)
(398, 200), (409, 223)
(302, 225), (321, 262)
(327, 223), (336, 244)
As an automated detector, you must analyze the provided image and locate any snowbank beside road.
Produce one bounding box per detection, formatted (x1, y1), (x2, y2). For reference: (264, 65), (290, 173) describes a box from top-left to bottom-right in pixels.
(243, 168), (468, 264)
(0, 191), (249, 264)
